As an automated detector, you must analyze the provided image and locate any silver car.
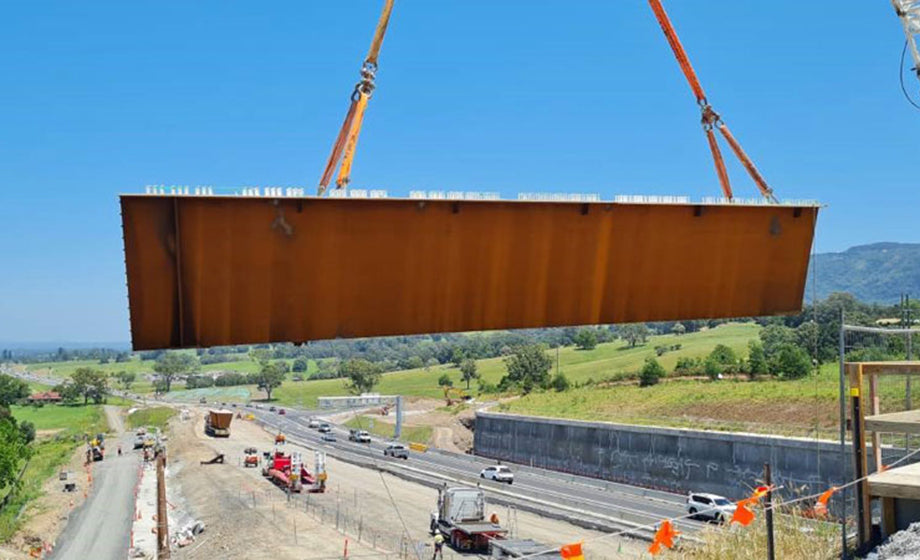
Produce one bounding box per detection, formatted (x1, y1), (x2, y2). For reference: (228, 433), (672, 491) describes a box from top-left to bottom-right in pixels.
(384, 443), (409, 459)
(687, 493), (736, 523)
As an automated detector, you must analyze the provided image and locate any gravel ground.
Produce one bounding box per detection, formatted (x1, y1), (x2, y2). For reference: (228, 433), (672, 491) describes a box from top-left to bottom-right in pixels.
(865, 522), (920, 559)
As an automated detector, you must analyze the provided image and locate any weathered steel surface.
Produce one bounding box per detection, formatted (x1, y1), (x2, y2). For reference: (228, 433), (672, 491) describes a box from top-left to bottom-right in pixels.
(120, 195), (818, 350)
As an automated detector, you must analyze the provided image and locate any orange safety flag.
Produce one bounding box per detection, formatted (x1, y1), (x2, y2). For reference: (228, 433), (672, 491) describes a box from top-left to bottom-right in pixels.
(560, 542), (585, 560)
(648, 520), (680, 555)
(814, 487), (837, 516)
(731, 499), (756, 527)
(731, 487), (770, 527)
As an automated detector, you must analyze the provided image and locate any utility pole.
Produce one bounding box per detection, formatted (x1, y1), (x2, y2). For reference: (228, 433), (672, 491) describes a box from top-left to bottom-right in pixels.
(901, 294), (911, 420)
(764, 463), (775, 560)
(157, 452), (170, 558)
(906, 294), (913, 451)
(838, 310), (848, 560)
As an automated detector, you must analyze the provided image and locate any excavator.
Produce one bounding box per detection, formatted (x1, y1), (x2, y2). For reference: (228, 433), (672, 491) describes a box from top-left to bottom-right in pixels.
(317, 0), (780, 203)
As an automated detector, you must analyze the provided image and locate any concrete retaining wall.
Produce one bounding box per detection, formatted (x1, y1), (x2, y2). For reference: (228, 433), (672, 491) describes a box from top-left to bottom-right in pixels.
(474, 412), (902, 502)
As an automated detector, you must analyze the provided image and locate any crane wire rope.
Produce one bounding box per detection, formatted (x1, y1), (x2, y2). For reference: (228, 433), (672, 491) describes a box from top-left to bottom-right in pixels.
(900, 40), (920, 110)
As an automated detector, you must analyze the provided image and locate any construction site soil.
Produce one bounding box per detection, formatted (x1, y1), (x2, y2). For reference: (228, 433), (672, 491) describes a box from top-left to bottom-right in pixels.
(169, 409), (644, 559)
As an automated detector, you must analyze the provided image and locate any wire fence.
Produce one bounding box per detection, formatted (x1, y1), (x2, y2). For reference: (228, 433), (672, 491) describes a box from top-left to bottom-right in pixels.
(838, 323), (919, 555)
(179, 484), (468, 560)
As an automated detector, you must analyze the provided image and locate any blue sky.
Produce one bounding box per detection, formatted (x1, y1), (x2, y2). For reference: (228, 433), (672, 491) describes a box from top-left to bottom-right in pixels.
(0, 1), (917, 343)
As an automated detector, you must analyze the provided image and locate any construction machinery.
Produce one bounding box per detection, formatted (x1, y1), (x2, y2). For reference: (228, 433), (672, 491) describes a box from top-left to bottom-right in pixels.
(200, 453), (225, 465)
(262, 449), (327, 493)
(87, 438), (104, 462)
(244, 447), (260, 468)
(205, 409), (233, 437)
(444, 387), (471, 406)
(429, 486), (507, 552)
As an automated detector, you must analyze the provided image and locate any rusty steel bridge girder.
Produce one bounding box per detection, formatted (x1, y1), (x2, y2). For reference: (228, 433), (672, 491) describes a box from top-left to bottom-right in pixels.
(120, 195), (817, 350)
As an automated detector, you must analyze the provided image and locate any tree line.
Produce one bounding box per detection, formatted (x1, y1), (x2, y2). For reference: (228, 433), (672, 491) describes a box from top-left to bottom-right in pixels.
(0, 375), (37, 496)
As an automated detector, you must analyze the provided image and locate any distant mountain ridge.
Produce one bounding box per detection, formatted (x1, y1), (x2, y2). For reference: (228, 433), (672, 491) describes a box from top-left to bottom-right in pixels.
(812, 242), (920, 304)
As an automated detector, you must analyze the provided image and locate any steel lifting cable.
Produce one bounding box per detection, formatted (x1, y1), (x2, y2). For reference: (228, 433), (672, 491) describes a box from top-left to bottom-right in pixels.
(318, 0), (395, 196)
(647, 0), (778, 203)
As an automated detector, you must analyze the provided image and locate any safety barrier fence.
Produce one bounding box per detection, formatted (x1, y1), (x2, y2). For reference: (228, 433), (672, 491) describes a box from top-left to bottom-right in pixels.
(181, 484), (467, 560)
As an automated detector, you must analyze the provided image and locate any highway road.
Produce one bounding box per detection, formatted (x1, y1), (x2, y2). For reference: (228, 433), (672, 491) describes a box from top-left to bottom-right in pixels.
(240, 404), (710, 538)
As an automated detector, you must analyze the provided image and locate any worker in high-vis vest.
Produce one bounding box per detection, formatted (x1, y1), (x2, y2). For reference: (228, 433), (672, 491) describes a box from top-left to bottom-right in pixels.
(432, 533), (444, 559)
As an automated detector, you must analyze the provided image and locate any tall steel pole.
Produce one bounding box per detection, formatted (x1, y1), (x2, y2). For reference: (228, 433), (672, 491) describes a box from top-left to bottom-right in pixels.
(839, 310), (848, 559)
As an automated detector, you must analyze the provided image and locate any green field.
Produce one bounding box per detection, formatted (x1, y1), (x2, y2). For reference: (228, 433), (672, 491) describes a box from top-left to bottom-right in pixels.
(344, 415), (433, 444)
(11, 404), (108, 435)
(273, 323), (760, 407)
(126, 407), (176, 430)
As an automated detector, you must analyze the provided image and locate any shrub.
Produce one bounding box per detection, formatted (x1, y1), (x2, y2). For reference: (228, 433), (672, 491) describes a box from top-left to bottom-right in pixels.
(709, 344), (737, 365)
(551, 373), (571, 392)
(437, 373), (453, 387)
(20, 421), (35, 444)
(704, 356), (722, 381)
(477, 380), (497, 393)
(674, 357), (700, 376)
(639, 357), (665, 387)
(771, 344), (812, 380)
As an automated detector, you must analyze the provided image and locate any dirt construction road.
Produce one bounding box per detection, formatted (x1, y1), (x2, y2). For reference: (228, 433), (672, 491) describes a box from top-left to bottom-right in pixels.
(49, 406), (140, 560)
(171, 409), (644, 559)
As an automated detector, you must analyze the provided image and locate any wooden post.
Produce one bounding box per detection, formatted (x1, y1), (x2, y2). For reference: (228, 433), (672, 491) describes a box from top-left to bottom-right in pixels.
(882, 496), (897, 538)
(869, 373), (882, 472)
(764, 463), (775, 560)
(849, 363), (871, 550)
(156, 453), (170, 558)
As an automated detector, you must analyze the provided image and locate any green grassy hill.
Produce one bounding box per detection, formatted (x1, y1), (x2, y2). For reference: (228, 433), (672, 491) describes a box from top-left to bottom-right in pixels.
(272, 323), (759, 407)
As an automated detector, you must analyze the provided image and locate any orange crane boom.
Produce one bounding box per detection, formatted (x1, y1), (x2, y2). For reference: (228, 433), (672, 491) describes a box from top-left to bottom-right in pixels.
(318, 0), (394, 196)
(648, 0), (777, 202)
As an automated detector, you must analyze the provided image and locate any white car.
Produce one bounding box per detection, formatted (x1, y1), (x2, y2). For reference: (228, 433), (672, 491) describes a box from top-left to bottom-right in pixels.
(687, 493), (736, 523)
(308, 418), (320, 429)
(480, 465), (514, 484)
(384, 443), (409, 459)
